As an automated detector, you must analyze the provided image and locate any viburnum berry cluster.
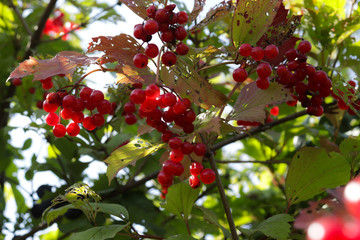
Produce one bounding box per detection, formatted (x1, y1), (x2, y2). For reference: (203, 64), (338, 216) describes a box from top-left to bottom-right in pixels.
(332, 80), (360, 115)
(133, 3), (189, 68)
(124, 83), (215, 195)
(42, 81), (115, 138)
(305, 176), (360, 240)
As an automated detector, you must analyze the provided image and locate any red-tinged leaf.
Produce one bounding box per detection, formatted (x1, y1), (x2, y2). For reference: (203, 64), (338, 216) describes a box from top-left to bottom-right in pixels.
(161, 58), (228, 109)
(87, 34), (143, 65)
(293, 200), (340, 230)
(190, 1), (234, 33)
(118, 0), (161, 19)
(231, 0), (282, 47)
(189, 0), (206, 22)
(195, 111), (221, 135)
(9, 51), (98, 81)
(227, 82), (292, 123)
(256, 2), (302, 65)
(116, 64), (155, 85)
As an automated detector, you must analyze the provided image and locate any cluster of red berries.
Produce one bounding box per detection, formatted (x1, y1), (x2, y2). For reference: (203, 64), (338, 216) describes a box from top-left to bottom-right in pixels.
(233, 43), (280, 89)
(43, 87), (115, 137)
(305, 176), (360, 240)
(158, 140), (215, 198)
(133, 4), (189, 68)
(332, 80), (360, 115)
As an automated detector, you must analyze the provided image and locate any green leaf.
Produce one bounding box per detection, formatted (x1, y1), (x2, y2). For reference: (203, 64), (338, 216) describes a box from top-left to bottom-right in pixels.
(339, 138), (360, 170)
(69, 224), (128, 240)
(10, 184), (26, 213)
(232, 0), (281, 47)
(165, 234), (198, 240)
(45, 205), (72, 225)
(285, 147), (351, 205)
(22, 138), (32, 150)
(162, 182), (200, 222)
(195, 206), (231, 238)
(227, 82), (292, 123)
(104, 138), (164, 183)
(93, 203), (129, 220)
(238, 214), (294, 240)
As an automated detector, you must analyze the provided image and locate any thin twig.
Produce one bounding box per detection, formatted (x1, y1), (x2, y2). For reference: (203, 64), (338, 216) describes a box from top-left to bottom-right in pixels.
(7, 0), (33, 36)
(215, 159), (289, 164)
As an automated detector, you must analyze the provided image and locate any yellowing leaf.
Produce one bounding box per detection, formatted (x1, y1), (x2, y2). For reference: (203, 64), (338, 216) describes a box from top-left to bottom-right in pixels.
(104, 139), (164, 184)
(116, 64), (155, 85)
(227, 82), (292, 123)
(9, 51), (98, 81)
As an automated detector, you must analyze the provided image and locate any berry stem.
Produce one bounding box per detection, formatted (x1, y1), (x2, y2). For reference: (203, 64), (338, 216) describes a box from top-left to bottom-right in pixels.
(155, 45), (165, 85)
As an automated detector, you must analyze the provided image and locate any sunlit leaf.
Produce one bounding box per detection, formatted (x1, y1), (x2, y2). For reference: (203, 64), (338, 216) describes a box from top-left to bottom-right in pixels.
(9, 51), (97, 81)
(116, 64), (155, 85)
(104, 138), (164, 183)
(285, 147), (351, 205)
(227, 82), (292, 123)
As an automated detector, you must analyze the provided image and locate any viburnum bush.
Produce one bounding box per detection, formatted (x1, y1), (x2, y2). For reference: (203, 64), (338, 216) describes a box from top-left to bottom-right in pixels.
(3, 0), (360, 239)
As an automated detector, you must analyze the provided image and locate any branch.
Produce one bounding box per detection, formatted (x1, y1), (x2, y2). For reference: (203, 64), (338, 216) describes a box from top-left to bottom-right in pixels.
(7, 0), (32, 36)
(24, 0), (58, 58)
(212, 110), (307, 151)
(12, 223), (48, 240)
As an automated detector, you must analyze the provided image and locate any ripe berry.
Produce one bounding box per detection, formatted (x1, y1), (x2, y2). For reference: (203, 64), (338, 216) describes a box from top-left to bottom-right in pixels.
(161, 51), (177, 66)
(264, 44), (279, 59)
(124, 102), (136, 114)
(176, 11), (189, 24)
(41, 78), (53, 90)
(176, 42), (189, 55)
(144, 19), (159, 35)
(161, 30), (175, 42)
(12, 78), (22, 86)
(89, 90), (104, 106)
(133, 24), (146, 40)
(43, 100), (58, 113)
(146, 5), (157, 18)
(306, 216), (345, 240)
(184, 110), (196, 123)
(62, 95), (75, 108)
(145, 84), (160, 99)
(269, 106), (279, 116)
(130, 89), (146, 104)
(46, 92), (61, 105)
(66, 122), (80, 137)
(344, 176), (360, 219)
(97, 99), (112, 115)
(170, 149), (184, 162)
(232, 68), (248, 82)
(155, 9), (169, 23)
(173, 100), (187, 115)
(239, 43), (252, 57)
(139, 98), (158, 113)
(72, 98), (86, 112)
(53, 124), (66, 138)
(189, 175), (201, 189)
(91, 113), (105, 127)
(46, 112), (59, 126)
(79, 87), (93, 101)
(194, 143), (207, 156)
(181, 142), (194, 154)
(287, 60), (299, 71)
(133, 53), (148, 68)
(256, 77), (270, 90)
(190, 162), (204, 176)
(174, 26), (187, 40)
(162, 92), (177, 106)
(169, 137), (182, 149)
(298, 40), (312, 53)
(250, 47), (264, 61)
(256, 63), (272, 78)
(125, 114), (137, 125)
(200, 168), (216, 184)
(145, 43), (159, 58)
(285, 49), (298, 61)
(83, 116), (96, 131)
(132, 82), (143, 89)
(161, 130), (173, 142)
(157, 171), (173, 187)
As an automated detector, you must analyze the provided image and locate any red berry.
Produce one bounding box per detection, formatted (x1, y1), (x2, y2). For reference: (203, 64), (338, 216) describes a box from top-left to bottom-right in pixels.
(239, 43), (252, 57)
(125, 114), (137, 125)
(161, 130), (173, 142)
(173, 100), (187, 115)
(46, 92), (61, 105)
(233, 68), (248, 82)
(155, 9), (170, 23)
(133, 24), (146, 40)
(43, 100), (58, 113)
(72, 98), (86, 112)
(146, 5), (157, 18)
(132, 82), (143, 89)
(190, 162), (204, 176)
(145, 43), (159, 58)
(29, 88), (36, 95)
(91, 113), (105, 126)
(62, 95), (76, 108)
(139, 98), (158, 113)
(174, 26), (187, 40)
(130, 89), (146, 104)
(162, 92), (177, 106)
(311, 95), (323, 106)
(181, 142), (194, 155)
(264, 44), (279, 59)
(250, 47), (264, 61)
(89, 90), (104, 106)
(79, 87), (93, 101)
(169, 149), (184, 162)
(66, 122), (80, 137)
(298, 40), (311, 53)
(53, 124), (66, 138)
(200, 168), (215, 184)
(305, 65), (316, 77)
(287, 60), (299, 71)
(12, 78), (22, 86)
(256, 63), (272, 78)
(176, 42), (189, 55)
(145, 84), (160, 99)
(83, 116), (96, 131)
(189, 175), (201, 188)
(285, 49), (298, 61)
(144, 19), (159, 35)
(194, 143), (207, 156)
(161, 51), (177, 66)
(344, 176), (360, 219)
(161, 30), (175, 42)
(169, 137), (182, 149)
(41, 80), (53, 90)
(269, 106), (279, 116)
(97, 99), (112, 115)
(72, 111), (84, 123)
(157, 171), (173, 187)
(124, 102), (136, 114)
(256, 77), (270, 90)
(183, 110), (196, 123)
(176, 11), (189, 24)
(306, 216), (345, 240)
(133, 53), (148, 68)
(61, 108), (73, 120)
(46, 112), (59, 126)
(162, 108), (176, 122)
